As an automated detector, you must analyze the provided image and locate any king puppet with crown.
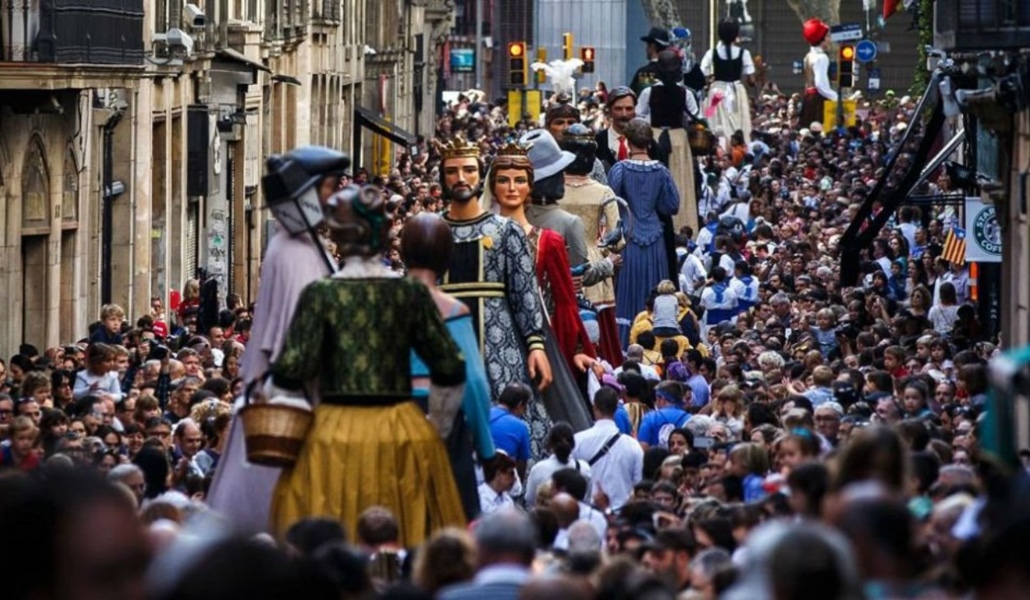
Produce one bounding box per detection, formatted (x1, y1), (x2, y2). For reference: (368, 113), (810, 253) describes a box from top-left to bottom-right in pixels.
(799, 17), (839, 130)
(437, 138), (554, 455)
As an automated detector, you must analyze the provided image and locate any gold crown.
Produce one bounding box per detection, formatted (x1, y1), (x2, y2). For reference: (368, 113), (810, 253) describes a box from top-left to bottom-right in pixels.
(436, 136), (481, 160)
(496, 141), (531, 158)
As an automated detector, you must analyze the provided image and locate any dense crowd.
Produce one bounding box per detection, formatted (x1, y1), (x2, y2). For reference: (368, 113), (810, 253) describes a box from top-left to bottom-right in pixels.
(1, 25), (1028, 600)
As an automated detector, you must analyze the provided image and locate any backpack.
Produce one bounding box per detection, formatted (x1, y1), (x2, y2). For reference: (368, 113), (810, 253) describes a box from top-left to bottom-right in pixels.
(657, 410), (690, 449)
(716, 215), (746, 245)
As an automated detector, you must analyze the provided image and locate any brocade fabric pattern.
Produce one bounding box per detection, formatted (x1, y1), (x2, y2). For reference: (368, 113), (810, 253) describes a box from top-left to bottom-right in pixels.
(273, 277), (465, 396)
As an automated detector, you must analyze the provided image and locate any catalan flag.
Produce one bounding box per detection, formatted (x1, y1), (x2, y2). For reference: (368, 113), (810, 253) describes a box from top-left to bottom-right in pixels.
(942, 226), (967, 265)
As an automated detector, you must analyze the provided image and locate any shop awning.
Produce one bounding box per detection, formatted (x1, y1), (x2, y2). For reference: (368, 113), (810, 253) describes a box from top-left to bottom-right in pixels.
(352, 106), (418, 171)
(215, 48), (271, 73)
(838, 72), (946, 286)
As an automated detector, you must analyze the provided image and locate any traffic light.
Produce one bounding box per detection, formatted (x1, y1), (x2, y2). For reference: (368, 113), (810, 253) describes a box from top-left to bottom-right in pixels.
(563, 33), (573, 60)
(509, 41), (527, 87)
(580, 46), (595, 73)
(535, 47), (547, 84)
(838, 44), (855, 88)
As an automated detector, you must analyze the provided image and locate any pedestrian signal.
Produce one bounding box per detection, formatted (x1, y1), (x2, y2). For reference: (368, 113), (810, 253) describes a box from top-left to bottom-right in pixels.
(838, 45), (855, 88)
(581, 47), (595, 73)
(509, 41), (527, 87)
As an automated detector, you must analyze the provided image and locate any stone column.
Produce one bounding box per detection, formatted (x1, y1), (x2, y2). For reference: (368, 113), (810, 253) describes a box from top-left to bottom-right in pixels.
(132, 83), (154, 319)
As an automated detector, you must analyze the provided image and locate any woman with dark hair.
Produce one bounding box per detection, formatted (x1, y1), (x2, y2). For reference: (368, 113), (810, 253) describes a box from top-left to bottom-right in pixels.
(38, 408), (70, 457)
(133, 444), (171, 500)
(609, 118), (681, 345)
(929, 282), (960, 334)
(701, 19), (755, 148)
(787, 461), (830, 519)
(524, 421), (591, 506)
(404, 211), (497, 521)
(635, 50), (701, 237)
(50, 369), (75, 412)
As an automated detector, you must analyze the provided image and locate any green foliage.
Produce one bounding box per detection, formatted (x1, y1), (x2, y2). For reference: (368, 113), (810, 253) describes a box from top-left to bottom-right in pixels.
(910, 0), (934, 96)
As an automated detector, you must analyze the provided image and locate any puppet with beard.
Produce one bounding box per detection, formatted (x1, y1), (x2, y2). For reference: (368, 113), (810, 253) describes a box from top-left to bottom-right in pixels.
(437, 137), (555, 459)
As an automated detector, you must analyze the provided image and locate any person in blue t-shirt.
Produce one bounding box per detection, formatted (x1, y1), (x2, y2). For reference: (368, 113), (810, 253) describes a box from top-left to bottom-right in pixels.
(637, 381), (692, 450)
(489, 382), (533, 479)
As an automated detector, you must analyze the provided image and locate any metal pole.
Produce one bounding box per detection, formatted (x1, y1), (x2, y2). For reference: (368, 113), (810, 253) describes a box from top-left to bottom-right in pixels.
(475, 0), (483, 89)
(709, 0), (716, 51)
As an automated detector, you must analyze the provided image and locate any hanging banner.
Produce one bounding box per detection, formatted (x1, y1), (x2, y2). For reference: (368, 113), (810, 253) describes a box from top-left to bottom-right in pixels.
(965, 197), (1003, 262)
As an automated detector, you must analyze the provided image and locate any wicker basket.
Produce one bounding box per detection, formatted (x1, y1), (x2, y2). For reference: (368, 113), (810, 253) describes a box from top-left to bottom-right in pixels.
(238, 377), (313, 467)
(688, 126), (716, 156)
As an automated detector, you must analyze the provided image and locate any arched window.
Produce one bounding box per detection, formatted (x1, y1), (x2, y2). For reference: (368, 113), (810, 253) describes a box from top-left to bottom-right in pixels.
(21, 137), (50, 234)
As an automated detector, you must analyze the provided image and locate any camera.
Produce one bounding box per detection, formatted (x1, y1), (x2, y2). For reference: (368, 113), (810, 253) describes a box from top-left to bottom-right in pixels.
(151, 345), (171, 361)
(835, 321), (858, 340)
(693, 436), (715, 450)
(184, 3), (206, 28)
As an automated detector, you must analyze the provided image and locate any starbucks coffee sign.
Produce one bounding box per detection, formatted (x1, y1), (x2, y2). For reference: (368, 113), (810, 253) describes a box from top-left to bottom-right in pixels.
(965, 198), (1002, 262)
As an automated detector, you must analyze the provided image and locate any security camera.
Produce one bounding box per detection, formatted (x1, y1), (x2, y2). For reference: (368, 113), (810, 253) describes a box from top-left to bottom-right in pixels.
(166, 27), (194, 57)
(184, 3), (206, 28)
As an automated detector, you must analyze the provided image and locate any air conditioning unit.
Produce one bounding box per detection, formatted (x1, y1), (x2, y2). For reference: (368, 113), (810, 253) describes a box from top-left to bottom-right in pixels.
(935, 0), (1030, 51)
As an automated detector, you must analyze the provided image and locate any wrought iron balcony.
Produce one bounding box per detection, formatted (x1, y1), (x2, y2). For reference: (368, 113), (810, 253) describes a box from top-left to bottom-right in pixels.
(935, 0), (1030, 51)
(0, 0), (144, 65)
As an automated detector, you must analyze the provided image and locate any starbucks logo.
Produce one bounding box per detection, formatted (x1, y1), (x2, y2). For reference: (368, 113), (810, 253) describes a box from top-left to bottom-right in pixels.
(973, 206), (1002, 255)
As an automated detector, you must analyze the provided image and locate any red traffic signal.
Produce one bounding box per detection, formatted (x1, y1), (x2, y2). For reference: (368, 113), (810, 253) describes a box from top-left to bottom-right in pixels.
(509, 41), (527, 87)
(838, 45), (855, 87)
(580, 46), (595, 73)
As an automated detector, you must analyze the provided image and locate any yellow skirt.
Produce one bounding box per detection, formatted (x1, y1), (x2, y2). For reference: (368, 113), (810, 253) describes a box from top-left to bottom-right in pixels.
(270, 402), (465, 547)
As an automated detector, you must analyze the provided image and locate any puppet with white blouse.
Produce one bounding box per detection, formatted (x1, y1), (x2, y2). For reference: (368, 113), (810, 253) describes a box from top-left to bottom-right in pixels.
(798, 18), (838, 130)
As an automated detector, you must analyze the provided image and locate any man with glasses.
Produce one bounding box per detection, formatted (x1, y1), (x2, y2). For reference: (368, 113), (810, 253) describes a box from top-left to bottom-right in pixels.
(144, 417), (174, 452)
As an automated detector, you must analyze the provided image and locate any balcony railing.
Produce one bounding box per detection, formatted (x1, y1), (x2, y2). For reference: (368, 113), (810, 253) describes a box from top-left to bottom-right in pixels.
(1, 0), (144, 65)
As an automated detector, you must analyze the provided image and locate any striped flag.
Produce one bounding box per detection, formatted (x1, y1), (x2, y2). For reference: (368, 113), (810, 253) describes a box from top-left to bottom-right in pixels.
(942, 226), (967, 265)
(883, 0), (903, 19)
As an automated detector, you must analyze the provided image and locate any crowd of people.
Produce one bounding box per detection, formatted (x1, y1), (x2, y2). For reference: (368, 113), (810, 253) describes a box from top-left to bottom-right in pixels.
(1, 18), (1028, 600)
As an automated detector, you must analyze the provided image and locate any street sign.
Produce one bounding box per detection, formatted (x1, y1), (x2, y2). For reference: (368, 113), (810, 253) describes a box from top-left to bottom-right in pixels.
(855, 40), (877, 63)
(868, 67), (881, 91)
(830, 23), (862, 43)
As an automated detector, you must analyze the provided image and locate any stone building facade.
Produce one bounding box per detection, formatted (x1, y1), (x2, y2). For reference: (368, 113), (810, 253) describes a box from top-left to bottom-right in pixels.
(0, 0), (453, 357)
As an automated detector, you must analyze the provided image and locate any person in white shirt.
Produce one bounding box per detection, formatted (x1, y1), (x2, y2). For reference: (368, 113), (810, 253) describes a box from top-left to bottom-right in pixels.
(524, 423), (592, 507)
(478, 451), (518, 515)
(728, 260), (760, 314)
(680, 246), (708, 297)
(551, 469), (609, 541)
(572, 388), (644, 511)
(614, 345), (661, 381)
(700, 266), (739, 337)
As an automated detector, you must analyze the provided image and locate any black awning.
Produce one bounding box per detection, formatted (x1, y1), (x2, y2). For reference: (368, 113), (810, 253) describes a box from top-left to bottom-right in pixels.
(838, 72), (946, 286)
(215, 48), (272, 73)
(355, 106), (417, 146)
(272, 74), (303, 86)
(352, 106), (418, 171)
